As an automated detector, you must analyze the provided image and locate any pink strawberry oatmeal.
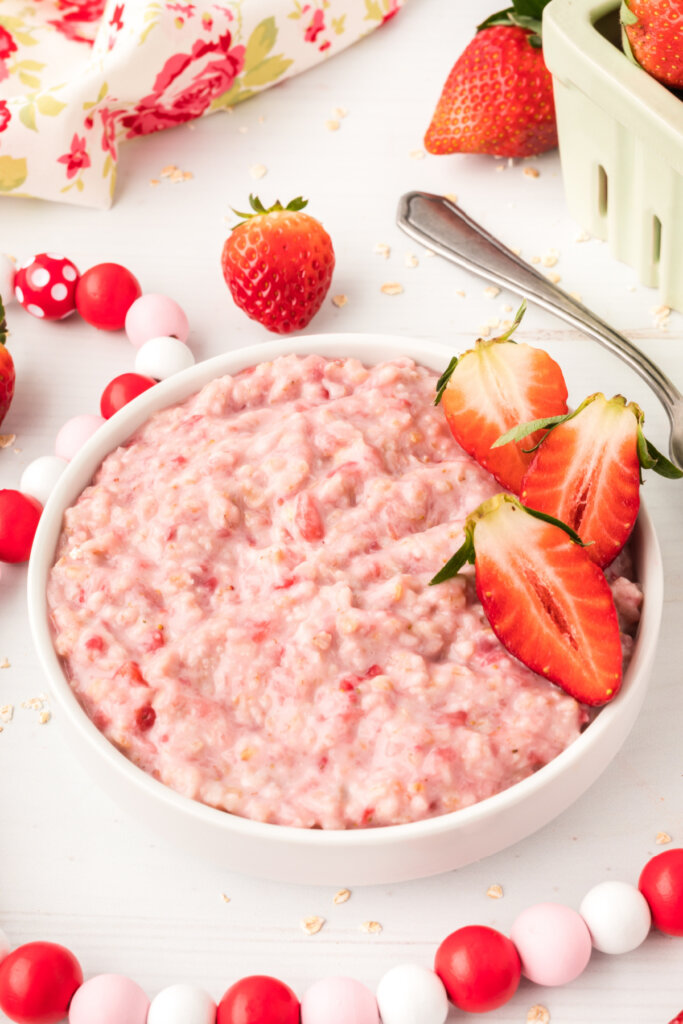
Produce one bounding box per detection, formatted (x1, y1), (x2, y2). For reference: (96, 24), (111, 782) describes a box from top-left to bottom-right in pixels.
(47, 355), (642, 829)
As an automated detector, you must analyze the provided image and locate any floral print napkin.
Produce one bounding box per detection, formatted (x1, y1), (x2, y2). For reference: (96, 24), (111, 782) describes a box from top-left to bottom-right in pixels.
(0, 0), (405, 207)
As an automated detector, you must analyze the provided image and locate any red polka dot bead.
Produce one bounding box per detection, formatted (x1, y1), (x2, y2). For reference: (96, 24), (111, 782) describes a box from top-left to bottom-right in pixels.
(75, 262), (142, 331)
(14, 254), (80, 321)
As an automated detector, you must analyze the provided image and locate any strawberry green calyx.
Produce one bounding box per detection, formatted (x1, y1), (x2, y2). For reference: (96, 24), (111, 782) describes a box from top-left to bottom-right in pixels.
(430, 493), (585, 585)
(435, 299), (527, 406)
(231, 194), (308, 229)
(637, 430), (683, 479)
(620, 1), (640, 66)
(477, 0), (552, 47)
(0, 297), (7, 348)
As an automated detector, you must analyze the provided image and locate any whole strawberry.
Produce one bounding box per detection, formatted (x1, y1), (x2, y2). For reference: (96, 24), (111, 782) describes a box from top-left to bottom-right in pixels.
(424, 0), (557, 158)
(0, 298), (15, 429)
(621, 0), (683, 89)
(221, 195), (335, 334)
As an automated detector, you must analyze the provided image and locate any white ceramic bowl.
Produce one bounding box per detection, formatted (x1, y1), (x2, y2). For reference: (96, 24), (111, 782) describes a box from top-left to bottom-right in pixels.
(28, 333), (663, 886)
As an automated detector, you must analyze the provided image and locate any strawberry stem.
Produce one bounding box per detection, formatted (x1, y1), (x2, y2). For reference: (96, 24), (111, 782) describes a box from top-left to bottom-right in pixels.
(430, 525), (476, 585)
(492, 411), (572, 450)
(434, 356), (458, 406)
(230, 194), (308, 229)
(476, 0), (550, 44)
(637, 428), (683, 479)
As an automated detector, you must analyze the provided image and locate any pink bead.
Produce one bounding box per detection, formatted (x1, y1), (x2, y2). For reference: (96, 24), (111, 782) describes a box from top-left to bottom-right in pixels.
(55, 414), (105, 461)
(125, 293), (190, 348)
(301, 977), (379, 1024)
(510, 902), (592, 987)
(69, 974), (149, 1024)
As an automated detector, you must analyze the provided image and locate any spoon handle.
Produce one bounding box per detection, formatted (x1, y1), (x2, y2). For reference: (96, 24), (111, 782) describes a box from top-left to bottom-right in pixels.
(396, 191), (683, 421)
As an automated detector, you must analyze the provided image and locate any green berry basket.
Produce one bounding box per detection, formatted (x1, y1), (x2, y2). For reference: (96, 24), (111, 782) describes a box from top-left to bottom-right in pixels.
(543, 0), (683, 311)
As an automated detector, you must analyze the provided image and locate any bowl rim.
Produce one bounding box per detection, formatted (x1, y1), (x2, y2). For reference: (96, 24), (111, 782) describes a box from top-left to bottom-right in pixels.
(27, 331), (664, 848)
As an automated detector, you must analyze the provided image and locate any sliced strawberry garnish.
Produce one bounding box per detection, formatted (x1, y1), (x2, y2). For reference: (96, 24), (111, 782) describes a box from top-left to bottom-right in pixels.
(435, 302), (568, 494)
(494, 393), (682, 568)
(431, 494), (623, 706)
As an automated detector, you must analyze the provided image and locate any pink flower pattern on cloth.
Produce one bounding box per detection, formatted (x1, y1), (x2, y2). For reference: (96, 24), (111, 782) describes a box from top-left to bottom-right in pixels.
(0, 0), (407, 207)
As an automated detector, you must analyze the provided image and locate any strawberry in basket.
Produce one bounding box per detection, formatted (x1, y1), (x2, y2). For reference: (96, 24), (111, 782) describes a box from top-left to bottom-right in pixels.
(621, 0), (683, 89)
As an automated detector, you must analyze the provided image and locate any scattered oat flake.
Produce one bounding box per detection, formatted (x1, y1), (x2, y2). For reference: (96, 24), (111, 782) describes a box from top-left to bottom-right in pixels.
(541, 250), (559, 267)
(503, 304), (513, 312)
(546, 272), (562, 284)
(250, 164), (267, 180)
(0, 658), (9, 669)
(170, 169), (185, 183)
(423, 250), (435, 258)
(301, 915), (325, 935)
(361, 920), (382, 934)
(149, 178), (160, 186)
(410, 149), (425, 160)
(569, 291), (582, 302)
(39, 710), (51, 725)
(495, 164), (505, 172)
(381, 282), (403, 296)
(331, 294), (348, 308)
(656, 831), (672, 844)
(483, 286), (500, 299)
(487, 884), (504, 899)
(0, 434), (16, 448)
(524, 166), (540, 178)
(444, 192), (458, 204)
(404, 253), (419, 268)
(478, 325), (491, 337)
(576, 229), (591, 242)
(160, 164), (177, 177)
(0, 704), (13, 723)
(455, 289), (466, 298)
(374, 242), (391, 259)
(333, 106), (348, 119)
(527, 1006), (550, 1024)
(22, 697), (46, 711)
(221, 893), (231, 903)
(326, 119), (340, 132)
(333, 888), (351, 905)
(510, 246), (522, 256)
(182, 171), (193, 181)
(530, 256), (541, 265)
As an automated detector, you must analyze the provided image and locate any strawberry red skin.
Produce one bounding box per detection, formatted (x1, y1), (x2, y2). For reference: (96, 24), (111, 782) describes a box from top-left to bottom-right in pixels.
(441, 339), (568, 494)
(521, 395), (641, 568)
(472, 497), (622, 706)
(425, 26), (558, 158)
(0, 343), (15, 428)
(221, 209), (335, 334)
(624, 0), (683, 89)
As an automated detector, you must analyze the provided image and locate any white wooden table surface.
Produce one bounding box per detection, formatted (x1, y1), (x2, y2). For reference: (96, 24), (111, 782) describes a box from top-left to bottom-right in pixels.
(1, 0), (682, 1020)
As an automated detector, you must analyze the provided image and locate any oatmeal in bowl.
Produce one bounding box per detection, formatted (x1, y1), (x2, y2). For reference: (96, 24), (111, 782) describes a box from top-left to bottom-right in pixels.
(29, 335), (662, 883)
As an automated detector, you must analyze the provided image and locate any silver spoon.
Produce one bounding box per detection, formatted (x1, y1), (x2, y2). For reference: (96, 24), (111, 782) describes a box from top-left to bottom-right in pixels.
(397, 190), (683, 469)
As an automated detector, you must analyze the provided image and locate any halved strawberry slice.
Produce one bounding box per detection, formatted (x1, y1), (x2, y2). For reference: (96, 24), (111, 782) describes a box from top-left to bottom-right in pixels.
(435, 301), (568, 494)
(494, 393), (682, 568)
(431, 494), (623, 706)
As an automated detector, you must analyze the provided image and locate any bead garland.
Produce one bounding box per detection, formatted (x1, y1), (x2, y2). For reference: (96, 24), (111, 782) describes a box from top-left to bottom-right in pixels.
(1, 251), (682, 1024)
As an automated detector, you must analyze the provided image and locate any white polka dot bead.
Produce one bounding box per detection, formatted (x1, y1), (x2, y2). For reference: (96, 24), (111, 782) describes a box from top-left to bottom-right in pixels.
(13, 253), (80, 321)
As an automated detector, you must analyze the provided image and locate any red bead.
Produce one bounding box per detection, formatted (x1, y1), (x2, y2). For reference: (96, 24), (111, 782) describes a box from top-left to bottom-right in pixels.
(639, 849), (683, 936)
(0, 490), (42, 563)
(75, 263), (142, 331)
(217, 975), (299, 1024)
(668, 1013), (683, 1023)
(14, 254), (79, 321)
(0, 941), (83, 1024)
(100, 373), (156, 419)
(434, 925), (521, 1013)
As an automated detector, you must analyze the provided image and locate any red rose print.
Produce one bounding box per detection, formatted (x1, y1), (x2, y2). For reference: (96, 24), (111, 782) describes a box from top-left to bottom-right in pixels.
(381, 0), (401, 23)
(121, 30), (245, 138)
(109, 4), (125, 31)
(0, 26), (17, 60)
(304, 9), (325, 43)
(0, 100), (10, 133)
(48, 0), (107, 44)
(99, 106), (119, 159)
(57, 133), (92, 179)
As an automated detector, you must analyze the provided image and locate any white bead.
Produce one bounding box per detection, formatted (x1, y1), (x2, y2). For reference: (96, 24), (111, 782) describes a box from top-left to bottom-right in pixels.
(134, 336), (195, 380)
(376, 964), (449, 1024)
(20, 456), (69, 506)
(0, 254), (16, 305)
(0, 927), (10, 966)
(580, 880), (651, 954)
(147, 983), (216, 1024)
